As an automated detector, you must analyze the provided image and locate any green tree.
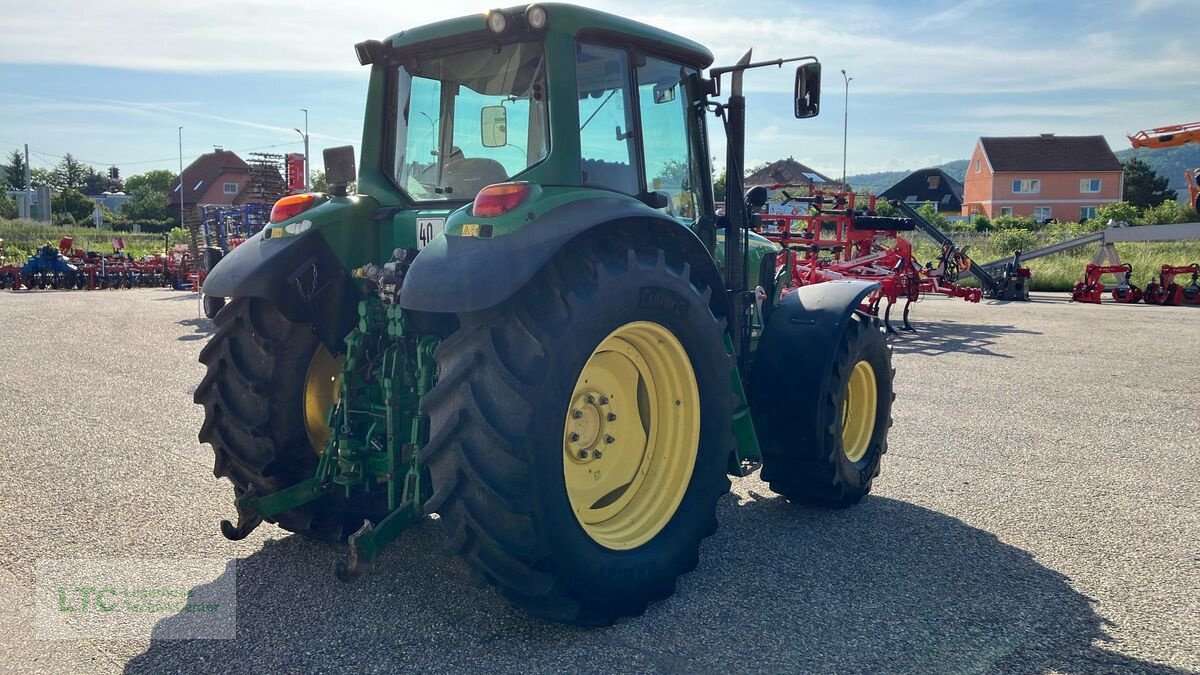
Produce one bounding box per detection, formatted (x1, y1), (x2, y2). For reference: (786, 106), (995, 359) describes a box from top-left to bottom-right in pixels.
(1122, 158), (1175, 209)
(5, 149), (26, 190)
(310, 170), (327, 192)
(119, 186), (171, 222)
(1094, 201), (1139, 227)
(54, 153), (90, 190)
(712, 169), (726, 203)
(123, 169), (176, 195)
(81, 168), (119, 195)
(30, 167), (59, 190)
(0, 193), (17, 219)
(53, 188), (97, 222)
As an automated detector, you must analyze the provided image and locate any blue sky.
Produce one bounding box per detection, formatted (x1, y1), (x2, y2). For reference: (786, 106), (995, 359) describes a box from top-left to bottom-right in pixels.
(1, 0), (1197, 180)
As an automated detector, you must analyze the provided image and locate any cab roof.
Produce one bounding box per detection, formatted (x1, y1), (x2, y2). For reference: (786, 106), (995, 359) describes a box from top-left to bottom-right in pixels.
(383, 3), (714, 69)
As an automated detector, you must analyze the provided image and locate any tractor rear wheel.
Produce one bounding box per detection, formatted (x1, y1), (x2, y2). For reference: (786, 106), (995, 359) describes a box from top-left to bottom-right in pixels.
(195, 297), (381, 540)
(758, 313), (892, 507)
(420, 233), (734, 625)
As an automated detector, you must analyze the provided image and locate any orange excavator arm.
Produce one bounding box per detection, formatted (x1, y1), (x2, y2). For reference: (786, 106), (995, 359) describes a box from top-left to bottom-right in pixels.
(1128, 121), (1200, 149)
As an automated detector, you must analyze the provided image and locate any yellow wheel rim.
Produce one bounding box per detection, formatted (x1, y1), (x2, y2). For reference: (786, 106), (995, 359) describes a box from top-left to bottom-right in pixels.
(563, 321), (700, 551)
(842, 360), (878, 463)
(304, 345), (343, 453)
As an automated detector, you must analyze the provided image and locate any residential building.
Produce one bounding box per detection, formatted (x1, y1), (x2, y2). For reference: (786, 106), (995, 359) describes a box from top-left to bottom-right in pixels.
(744, 157), (843, 191)
(166, 149), (257, 219)
(961, 134), (1123, 222)
(880, 167), (963, 213)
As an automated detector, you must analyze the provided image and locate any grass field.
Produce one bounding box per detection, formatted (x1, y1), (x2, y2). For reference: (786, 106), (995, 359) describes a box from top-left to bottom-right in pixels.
(0, 219), (180, 264)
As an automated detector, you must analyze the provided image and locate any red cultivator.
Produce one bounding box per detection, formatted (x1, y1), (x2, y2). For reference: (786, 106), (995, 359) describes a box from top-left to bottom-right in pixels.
(755, 187), (980, 333)
(1144, 264), (1200, 305)
(1070, 263), (1143, 304)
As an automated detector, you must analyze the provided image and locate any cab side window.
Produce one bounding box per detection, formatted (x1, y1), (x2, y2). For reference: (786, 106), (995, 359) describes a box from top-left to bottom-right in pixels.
(636, 56), (699, 223)
(576, 43), (637, 195)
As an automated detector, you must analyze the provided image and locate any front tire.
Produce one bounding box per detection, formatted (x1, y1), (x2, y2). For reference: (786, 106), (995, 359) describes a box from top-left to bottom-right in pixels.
(420, 232), (734, 625)
(757, 313), (893, 507)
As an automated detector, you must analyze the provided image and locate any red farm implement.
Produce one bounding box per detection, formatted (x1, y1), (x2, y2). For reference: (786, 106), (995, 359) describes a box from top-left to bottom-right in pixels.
(0, 236), (199, 292)
(1070, 263), (1143, 304)
(754, 186), (980, 333)
(1144, 263), (1200, 306)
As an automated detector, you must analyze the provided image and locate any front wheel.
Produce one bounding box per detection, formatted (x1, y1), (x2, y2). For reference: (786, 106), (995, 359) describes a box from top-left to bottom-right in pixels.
(419, 232), (734, 625)
(757, 313), (893, 507)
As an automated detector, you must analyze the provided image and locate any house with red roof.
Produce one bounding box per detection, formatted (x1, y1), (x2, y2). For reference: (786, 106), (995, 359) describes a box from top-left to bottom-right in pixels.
(166, 149), (263, 219)
(961, 134), (1124, 223)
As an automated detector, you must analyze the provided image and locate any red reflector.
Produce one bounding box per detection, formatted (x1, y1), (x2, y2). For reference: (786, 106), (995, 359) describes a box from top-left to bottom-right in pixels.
(270, 194), (316, 223)
(472, 182), (532, 218)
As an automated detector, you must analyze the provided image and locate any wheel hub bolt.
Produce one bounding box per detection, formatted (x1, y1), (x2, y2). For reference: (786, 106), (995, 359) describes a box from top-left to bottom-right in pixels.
(592, 450), (602, 460)
(569, 433), (580, 442)
(572, 410), (583, 419)
(585, 394), (595, 404)
(599, 396), (609, 405)
(607, 413), (617, 422)
(605, 435), (615, 444)
(578, 450), (590, 459)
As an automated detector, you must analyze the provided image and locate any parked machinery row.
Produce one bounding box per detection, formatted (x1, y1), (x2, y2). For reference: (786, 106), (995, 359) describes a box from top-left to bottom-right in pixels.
(1070, 262), (1200, 305)
(0, 237), (196, 291)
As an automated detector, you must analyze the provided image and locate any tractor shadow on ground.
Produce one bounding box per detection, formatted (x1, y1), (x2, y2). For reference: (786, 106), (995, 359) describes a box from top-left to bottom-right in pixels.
(124, 495), (1184, 674)
(176, 317), (215, 341)
(889, 320), (1041, 358)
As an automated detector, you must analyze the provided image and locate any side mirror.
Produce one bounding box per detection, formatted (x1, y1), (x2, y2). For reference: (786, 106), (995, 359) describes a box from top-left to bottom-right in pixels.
(653, 82), (677, 104)
(481, 105), (508, 148)
(745, 186), (769, 209)
(794, 62), (821, 119)
(323, 145), (356, 197)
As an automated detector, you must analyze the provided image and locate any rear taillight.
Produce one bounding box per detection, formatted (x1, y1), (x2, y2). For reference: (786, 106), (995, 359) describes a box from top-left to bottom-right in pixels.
(270, 194), (316, 223)
(472, 182), (532, 218)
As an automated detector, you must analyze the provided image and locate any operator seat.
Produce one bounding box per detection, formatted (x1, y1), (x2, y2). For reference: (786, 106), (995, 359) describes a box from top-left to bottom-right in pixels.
(443, 155), (509, 197)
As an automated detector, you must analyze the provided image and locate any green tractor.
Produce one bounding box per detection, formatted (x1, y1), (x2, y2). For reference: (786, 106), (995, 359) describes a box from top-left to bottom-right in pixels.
(196, 3), (893, 625)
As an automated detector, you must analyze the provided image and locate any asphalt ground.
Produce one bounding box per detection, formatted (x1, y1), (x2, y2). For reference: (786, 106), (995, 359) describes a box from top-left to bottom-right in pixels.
(0, 288), (1196, 674)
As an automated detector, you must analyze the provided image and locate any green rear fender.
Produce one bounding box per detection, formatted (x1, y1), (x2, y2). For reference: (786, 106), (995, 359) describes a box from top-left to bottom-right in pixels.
(397, 192), (727, 317)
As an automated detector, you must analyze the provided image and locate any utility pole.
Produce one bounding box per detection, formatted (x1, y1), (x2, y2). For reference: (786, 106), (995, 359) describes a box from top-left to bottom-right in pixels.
(296, 108), (310, 191)
(840, 69), (853, 192)
(21, 143), (31, 219)
(178, 127), (185, 228)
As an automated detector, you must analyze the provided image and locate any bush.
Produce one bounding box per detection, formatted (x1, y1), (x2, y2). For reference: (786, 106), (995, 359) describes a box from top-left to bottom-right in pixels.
(0, 193), (16, 220)
(973, 215), (992, 232)
(990, 214), (1038, 231)
(1139, 200), (1197, 225)
(991, 228), (1038, 254)
(1094, 201), (1138, 227)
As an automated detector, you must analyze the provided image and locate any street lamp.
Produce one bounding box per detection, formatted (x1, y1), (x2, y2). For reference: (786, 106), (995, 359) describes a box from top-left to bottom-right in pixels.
(295, 108), (310, 191)
(178, 126), (185, 228)
(841, 69), (853, 192)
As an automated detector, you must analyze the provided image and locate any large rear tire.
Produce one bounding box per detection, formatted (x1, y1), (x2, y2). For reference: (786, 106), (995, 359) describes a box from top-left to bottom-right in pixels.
(420, 232), (734, 625)
(757, 313), (893, 507)
(195, 297), (381, 540)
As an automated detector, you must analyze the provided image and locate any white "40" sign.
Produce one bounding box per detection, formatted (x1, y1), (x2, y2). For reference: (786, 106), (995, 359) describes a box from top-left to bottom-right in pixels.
(416, 218), (444, 250)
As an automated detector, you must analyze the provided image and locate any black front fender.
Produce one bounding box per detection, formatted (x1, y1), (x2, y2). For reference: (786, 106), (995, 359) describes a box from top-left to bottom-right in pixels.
(398, 198), (718, 314)
(748, 279), (880, 400)
(201, 231), (358, 351)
